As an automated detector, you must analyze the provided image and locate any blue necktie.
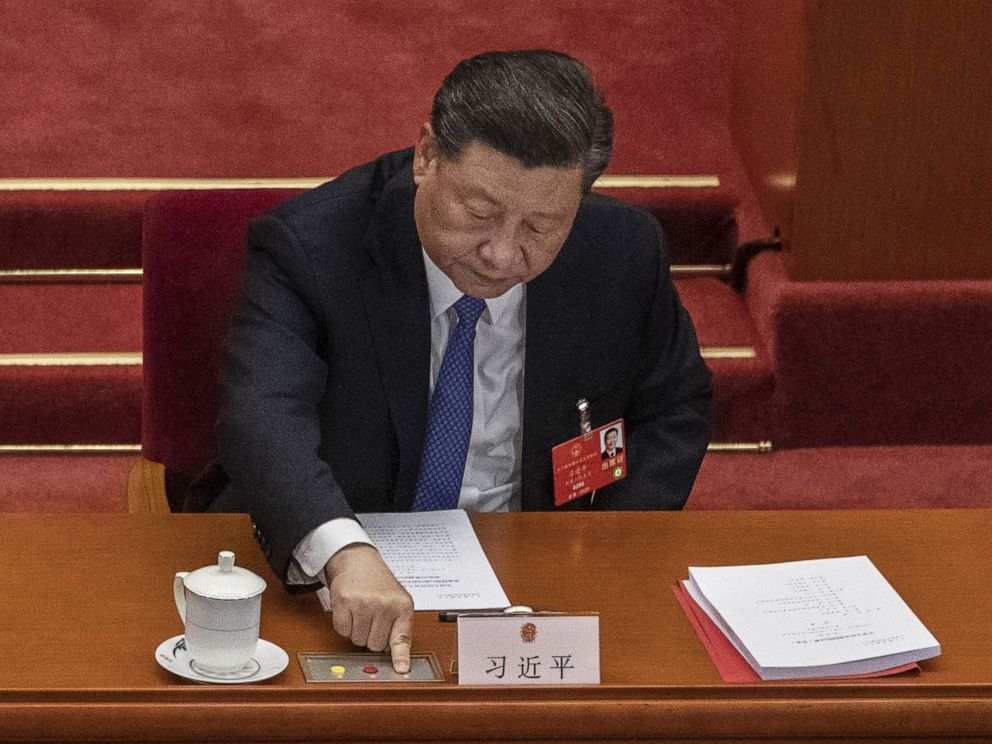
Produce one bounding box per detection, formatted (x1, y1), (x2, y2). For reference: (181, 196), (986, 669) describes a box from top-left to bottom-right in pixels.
(413, 295), (487, 511)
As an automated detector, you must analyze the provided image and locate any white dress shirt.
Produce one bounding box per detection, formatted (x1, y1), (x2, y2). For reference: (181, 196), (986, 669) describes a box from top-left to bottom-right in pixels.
(290, 250), (526, 581)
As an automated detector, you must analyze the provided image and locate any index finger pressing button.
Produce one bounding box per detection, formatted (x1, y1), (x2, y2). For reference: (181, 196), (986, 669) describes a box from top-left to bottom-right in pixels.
(388, 614), (413, 675)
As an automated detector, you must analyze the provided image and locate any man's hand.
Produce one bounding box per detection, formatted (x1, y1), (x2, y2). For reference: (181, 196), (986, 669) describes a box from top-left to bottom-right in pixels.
(323, 544), (414, 673)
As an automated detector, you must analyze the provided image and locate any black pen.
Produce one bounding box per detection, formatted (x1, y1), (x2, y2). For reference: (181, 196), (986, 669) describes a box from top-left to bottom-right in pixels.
(439, 605), (534, 622)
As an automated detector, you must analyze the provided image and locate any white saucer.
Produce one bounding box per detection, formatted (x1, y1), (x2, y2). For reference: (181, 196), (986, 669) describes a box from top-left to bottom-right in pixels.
(155, 635), (289, 684)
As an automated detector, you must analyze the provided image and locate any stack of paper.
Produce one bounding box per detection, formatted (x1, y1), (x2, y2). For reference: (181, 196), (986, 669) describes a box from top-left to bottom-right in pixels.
(676, 556), (940, 681)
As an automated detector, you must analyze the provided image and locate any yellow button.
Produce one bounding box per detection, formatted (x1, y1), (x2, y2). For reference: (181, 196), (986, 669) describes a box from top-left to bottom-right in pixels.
(331, 665), (346, 675)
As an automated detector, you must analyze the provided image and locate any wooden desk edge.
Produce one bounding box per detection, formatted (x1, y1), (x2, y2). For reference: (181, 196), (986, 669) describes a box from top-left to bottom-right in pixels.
(2, 695), (991, 742)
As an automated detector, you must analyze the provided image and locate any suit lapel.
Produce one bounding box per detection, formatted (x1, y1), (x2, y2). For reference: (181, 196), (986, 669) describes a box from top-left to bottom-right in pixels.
(359, 169), (430, 509)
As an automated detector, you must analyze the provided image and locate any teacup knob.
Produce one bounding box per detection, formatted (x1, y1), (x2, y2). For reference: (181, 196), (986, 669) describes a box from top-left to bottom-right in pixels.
(218, 550), (236, 572)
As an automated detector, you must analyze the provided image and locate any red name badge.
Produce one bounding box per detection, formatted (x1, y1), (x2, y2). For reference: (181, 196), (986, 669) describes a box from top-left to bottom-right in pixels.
(552, 418), (627, 507)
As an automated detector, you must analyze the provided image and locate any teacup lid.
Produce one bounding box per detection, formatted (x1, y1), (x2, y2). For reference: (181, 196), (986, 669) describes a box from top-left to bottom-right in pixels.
(182, 551), (267, 599)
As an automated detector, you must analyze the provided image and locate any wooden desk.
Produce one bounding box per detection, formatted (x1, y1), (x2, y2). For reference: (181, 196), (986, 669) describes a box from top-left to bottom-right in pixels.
(1, 510), (990, 743)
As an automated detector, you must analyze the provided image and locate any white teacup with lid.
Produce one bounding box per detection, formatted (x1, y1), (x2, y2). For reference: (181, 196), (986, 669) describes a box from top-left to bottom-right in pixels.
(174, 551), (267, 677)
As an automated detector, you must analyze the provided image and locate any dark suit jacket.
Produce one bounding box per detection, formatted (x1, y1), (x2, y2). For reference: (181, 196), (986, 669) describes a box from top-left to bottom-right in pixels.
(199, 149), (712, 583)
(602, 447), (624, 460)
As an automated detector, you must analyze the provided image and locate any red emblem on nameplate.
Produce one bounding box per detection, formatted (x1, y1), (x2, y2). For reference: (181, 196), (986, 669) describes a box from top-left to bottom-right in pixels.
(520, 623), (537, 643)
(551, 419), (627, 507)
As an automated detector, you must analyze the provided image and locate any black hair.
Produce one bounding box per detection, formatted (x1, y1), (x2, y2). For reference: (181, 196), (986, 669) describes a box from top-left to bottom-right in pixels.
(431, 49), (613, 192)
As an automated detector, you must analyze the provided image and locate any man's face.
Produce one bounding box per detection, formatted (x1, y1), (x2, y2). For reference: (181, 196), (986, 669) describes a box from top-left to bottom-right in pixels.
(605, 430), (618, 451)
(413, 126), (584, 299)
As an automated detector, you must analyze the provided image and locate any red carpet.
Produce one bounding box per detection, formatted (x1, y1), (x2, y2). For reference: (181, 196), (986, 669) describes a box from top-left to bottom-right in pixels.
(677, 277), (757, 348)
(747, 252), (992, 447)
(1, 0), (768, 244)
(0, 366), (141, 444)
(0, 455), (131, 512)
(1, 1), (742, 175)
(690, 446), (992, 510)
(0, 192), (146, 269)
(705, 357), (774, 442)
(608, 187), (740, 264)
(676, 276), (774, 441)
(0, 283), (141, 353)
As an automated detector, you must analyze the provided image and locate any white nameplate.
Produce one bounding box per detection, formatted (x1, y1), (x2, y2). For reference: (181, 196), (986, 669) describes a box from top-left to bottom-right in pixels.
(457, 614), (600, 685)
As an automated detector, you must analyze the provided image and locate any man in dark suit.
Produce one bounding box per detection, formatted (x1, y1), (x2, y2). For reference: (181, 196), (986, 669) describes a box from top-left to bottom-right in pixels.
(202, 50), (711, 672)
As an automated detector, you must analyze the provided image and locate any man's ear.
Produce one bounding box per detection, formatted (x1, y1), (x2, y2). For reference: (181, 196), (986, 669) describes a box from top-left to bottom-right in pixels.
(413, 123), (438, 185)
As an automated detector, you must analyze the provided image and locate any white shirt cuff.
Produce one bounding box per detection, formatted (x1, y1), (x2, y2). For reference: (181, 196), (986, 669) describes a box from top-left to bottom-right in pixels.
(288, 517), (374, 584)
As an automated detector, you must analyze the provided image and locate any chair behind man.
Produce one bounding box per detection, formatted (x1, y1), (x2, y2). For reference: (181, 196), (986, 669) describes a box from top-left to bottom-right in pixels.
(137, 189), (301, 511)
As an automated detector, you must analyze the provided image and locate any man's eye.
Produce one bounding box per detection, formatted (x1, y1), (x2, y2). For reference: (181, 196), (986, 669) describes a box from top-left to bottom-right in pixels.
(526, 222), (546, 235)
(467, 210), (490, 221)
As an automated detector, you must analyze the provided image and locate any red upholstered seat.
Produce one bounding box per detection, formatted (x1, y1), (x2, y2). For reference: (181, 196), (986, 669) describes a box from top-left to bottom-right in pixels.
(141, 190), (302, 482)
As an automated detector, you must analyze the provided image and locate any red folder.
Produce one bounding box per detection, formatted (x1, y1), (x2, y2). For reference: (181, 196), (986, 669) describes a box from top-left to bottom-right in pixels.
(673, 581), (919, 684)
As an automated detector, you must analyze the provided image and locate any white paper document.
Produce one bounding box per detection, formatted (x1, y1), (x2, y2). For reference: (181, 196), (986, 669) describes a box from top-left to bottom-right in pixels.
(684, 556), (940, 680)
(318, 510), (510, 612)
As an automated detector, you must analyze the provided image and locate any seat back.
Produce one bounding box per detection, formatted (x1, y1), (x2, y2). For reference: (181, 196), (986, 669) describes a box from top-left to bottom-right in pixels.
(141, 189), (302, 483)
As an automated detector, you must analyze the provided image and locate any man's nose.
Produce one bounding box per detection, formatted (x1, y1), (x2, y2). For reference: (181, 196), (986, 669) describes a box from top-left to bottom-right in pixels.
(478, 223), (521, 270)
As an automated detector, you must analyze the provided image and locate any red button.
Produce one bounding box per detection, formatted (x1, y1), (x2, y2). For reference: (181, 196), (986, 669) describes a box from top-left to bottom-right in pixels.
(363, 665), (379, 674)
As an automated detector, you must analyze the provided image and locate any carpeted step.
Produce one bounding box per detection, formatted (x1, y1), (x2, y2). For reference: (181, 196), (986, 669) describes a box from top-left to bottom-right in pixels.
(0, 281), (142, 443)
(0, 185), (740, 271)
(604, 187), (739, 265)
(704, 358), (775, 444)
(745, 251), (992, 447)
(688, 445), (992, 510)
(0, 191), (147, 269)
(676, 277), (774, 443)
(0, 365), (142, 444)
(0, 272), (770, 445)
(676, 276), (757, 348)
(0, 282), (142, 352)
(0, 454), (133, 512)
